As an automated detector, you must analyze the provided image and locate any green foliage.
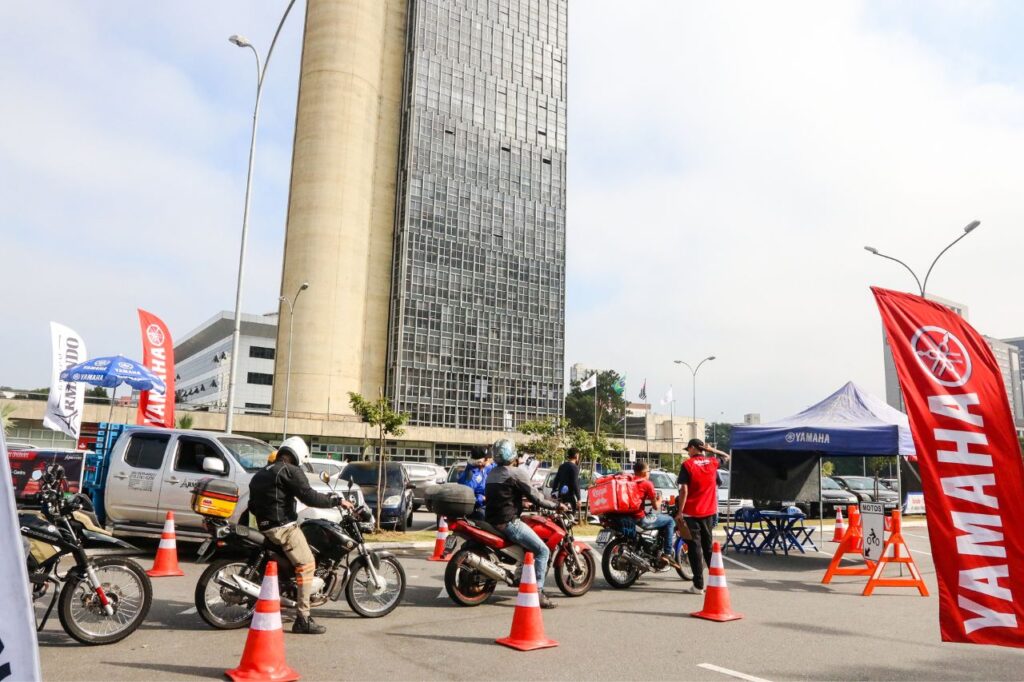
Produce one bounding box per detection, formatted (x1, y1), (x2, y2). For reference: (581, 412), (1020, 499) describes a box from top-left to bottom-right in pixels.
(564, 370), (628, 435)
(348, 392), (408, 438)
(85, 386), (109, 398)
(865, 456), (892, 476)
(705, 422), (733, 451)
(1, 403), (17, 436)
(177, 413), (194, 430)
(821, 460), (835, 477)
(517, 417), (618, 475)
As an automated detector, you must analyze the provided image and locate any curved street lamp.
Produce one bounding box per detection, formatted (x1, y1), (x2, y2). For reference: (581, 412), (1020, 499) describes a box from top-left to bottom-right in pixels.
(279, 281), (309, 439)
(674, 356), (716, 440)
(224, 0), (299, 433)
(864, 220), (980, 297)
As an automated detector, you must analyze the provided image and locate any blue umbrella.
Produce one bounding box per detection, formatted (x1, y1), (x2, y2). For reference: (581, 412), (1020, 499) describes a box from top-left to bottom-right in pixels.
(60, 355), (166, 393)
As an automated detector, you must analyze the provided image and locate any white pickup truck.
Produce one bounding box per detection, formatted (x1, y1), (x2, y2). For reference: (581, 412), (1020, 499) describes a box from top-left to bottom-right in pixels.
(101, 427), (355, 541)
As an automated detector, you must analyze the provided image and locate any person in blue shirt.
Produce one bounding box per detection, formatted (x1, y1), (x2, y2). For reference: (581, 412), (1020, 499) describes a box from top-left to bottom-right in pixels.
(458, 446), (493, 520)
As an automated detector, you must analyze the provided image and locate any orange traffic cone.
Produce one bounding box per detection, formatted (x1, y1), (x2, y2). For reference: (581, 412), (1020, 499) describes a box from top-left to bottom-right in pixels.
(147, 511), (184, 577)
(831, 507), (847, 542)
(226, 561), (300, 682)
(690, 542), (743, 622)
(427, 518), (452, 562)
(496, 552), (558, 651)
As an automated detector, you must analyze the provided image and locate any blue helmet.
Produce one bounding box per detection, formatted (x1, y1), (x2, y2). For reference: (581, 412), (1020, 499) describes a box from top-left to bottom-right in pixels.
(491, 439), (517, 465)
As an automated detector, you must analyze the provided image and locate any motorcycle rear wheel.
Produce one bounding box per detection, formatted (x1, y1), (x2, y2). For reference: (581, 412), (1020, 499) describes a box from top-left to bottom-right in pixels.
(554, 546), (595, 596)
(601, 538), (640, 589)
(58, 556), (152, 645)
(674, 537), (694, 581)
(195, 559), (257, 629)
(444, 547), (497, 606)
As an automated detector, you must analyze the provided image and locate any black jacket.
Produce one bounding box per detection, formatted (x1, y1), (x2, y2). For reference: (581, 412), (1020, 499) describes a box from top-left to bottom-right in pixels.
(484, 465), (557, 526)
(248, 460), (336, 531)
(550, 461), (580, 507)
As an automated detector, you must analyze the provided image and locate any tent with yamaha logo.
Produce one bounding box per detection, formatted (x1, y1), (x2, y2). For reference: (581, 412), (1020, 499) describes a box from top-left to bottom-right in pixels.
(728, 382), (916, 510)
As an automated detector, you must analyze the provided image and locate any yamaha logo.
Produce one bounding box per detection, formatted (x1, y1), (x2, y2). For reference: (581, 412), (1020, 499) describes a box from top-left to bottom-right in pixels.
(94, 359), (110, 367)
(785, 431), (831, 444)
(910, 325), (972, 388)
(146, 324), (165, 347)
(785, 432), (795, 443)
(117, 362), (133, 370)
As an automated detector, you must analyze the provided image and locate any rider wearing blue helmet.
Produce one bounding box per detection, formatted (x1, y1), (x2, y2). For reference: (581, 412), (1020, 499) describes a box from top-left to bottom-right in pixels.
(484, 438), (565, 609)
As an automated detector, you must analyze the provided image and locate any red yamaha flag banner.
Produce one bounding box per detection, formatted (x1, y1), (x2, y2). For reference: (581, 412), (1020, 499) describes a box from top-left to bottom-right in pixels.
(873, 287), (1024, 648)
(136, 309), (175, 428)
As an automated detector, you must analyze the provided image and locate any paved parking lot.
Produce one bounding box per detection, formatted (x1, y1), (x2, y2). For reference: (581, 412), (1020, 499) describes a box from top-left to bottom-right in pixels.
(37, 522), (1024, 681)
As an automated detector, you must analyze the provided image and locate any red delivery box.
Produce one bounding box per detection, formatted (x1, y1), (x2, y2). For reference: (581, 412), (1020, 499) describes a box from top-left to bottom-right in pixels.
(588, 473), (643, 515)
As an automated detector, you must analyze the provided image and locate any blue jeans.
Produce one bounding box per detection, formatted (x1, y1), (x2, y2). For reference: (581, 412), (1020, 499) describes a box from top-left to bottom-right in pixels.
(641, 513), (676, 554)
(502, 518), (550, 591)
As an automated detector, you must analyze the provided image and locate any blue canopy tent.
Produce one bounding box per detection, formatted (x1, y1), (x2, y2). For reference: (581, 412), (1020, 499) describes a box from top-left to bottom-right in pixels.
(729, 382), (915, 518)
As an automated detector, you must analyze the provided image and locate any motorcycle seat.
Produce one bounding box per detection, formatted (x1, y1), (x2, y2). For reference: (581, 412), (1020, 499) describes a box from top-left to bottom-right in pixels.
(475, 520), (504, 538)
(234, 524), (268, 546)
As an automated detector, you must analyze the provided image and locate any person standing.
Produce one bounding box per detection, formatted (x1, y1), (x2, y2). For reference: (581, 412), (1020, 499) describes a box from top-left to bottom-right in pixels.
(676, 438), (730, 594)
(549, 447), (581, 510)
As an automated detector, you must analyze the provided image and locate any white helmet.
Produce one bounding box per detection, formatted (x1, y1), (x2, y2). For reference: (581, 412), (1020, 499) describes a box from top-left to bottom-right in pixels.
(277, 436), (310, 467)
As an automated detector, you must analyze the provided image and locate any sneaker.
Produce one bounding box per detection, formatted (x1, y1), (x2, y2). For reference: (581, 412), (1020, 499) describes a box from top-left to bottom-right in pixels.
(292, 615), (327, 635)
(538, 592), (557, 610)
(684, 585), (705, 595)
(664, 554), (682, 570)
(655, 554), (670, 569)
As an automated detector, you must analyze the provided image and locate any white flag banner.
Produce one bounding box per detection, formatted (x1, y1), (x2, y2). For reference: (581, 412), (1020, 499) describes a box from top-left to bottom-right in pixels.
(0, 428), (43, 681)
(42, 322), (87, 440)
(580, 373), (597, 392)
(660, 386), (674, 406)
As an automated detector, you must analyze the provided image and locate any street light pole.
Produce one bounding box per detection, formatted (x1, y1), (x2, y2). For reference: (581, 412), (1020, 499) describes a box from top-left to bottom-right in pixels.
(279, 281), (309, 440)
(224, 0), (298, 434)
(864, 220), (980, 298)
(674, 356), (715, 441)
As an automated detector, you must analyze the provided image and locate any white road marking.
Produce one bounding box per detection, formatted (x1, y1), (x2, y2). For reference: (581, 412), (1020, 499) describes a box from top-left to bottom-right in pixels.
(908, 547), (932, 556)
(436, 586), (448, 599)
(179, 606), (197, 615)
(721, 555), (759, 572)
(698, 663), (772, 682)
(904, 533), (930, 540)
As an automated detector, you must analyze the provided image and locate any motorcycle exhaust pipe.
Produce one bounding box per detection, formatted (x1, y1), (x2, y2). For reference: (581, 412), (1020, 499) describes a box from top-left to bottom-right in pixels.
(218, 575), (298, 608)
(461, 552), (514, 585)
(621, 549), (652, 572)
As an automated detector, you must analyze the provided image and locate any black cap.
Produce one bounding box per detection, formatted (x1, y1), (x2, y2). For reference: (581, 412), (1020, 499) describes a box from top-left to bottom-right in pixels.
(686, 438), (706, 450)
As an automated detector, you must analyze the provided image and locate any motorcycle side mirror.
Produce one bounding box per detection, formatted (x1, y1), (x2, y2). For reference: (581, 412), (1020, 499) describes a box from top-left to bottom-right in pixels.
(320, 471), (331, 484)
(31, 469), (43, 481)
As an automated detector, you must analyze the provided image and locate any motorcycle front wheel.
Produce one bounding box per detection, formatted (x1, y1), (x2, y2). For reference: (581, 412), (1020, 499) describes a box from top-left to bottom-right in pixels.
(58, 556), (152, 645)
(195, 559), (258, 629)
(444, 547), (497, 606)
(346, 554), (406, 618)
(601, 538), (641, 589)
(554, 546), (596, 597)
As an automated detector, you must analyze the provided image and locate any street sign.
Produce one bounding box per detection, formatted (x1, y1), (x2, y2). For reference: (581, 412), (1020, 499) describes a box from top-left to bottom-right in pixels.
(628, 449), (636, 463)
(860, 502), (885, 561)
(903, 492), (926, 515)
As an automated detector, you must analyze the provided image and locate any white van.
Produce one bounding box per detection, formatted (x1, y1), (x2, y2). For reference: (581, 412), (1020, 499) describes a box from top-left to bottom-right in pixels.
(102, 428), (350, 540)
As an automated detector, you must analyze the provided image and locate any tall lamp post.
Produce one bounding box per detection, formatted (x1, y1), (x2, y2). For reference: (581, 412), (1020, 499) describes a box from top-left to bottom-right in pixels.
(224, 0), (298, 434)
(864, 220), (980, 297)
(674, 356), (715, 441)
(279, 281), (309, 440)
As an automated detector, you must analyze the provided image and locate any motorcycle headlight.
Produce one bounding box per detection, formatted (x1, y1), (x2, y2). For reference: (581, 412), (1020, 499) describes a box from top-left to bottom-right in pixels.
(383, 495), (401, 507)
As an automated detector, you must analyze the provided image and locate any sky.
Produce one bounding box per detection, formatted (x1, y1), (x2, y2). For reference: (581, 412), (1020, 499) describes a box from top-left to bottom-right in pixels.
(2, 1), (1023, 423)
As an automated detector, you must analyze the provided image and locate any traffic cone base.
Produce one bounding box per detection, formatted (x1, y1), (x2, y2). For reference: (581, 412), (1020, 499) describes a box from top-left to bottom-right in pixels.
(495, 552), (558, 651)
(690, 542), (743, 623)
(427, 518), (451, 562)
(147, 511), (184, 577)
(227, 561), (300, 682)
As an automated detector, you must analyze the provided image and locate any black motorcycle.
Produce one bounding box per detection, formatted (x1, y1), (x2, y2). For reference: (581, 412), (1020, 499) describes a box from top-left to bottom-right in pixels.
(19, 465), (153, 645)
(194, 484), (405, 627)
(598, 514), (693, 588)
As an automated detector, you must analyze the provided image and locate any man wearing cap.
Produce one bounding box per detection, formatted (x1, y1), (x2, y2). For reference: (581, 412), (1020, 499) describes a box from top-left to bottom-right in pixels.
(676, 438), (730, 594)
(457, 446), (493, 520)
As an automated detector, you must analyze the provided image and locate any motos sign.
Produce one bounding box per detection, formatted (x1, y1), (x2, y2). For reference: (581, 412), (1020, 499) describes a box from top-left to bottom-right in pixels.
(874, 287), (1024, 649)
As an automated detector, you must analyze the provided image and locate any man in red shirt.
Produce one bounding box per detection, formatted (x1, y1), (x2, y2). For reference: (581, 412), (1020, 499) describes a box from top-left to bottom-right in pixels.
(632, 460), (677, 567)
(676, 438), (730, 594)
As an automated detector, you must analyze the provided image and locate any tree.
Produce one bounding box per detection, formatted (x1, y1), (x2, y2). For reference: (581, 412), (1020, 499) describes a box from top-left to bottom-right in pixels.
(349, 391), (409, 531)
(821, 460), (835, 477)
(177, 414), (194, 430)
(705, 422), (733, 451)
(518, 417), (571, 465)
(564, 370), (627, 436)
(1, 403), (16, 436)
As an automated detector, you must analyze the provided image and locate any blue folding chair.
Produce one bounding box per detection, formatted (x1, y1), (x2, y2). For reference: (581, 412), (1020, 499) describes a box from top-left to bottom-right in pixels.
(723, 507), (765, 553)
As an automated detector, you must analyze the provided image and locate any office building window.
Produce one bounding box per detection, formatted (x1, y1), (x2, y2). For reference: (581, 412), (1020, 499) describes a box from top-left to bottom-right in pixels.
(247, 373), (274, 386)
(249, 346), (276, 360)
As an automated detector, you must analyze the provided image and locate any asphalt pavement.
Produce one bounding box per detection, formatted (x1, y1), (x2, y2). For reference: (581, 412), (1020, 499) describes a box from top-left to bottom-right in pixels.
(36, 518), (1024, 681)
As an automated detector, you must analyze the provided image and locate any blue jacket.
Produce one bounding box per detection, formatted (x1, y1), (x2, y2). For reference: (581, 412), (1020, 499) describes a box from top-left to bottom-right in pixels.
(458, 462), (495, 508)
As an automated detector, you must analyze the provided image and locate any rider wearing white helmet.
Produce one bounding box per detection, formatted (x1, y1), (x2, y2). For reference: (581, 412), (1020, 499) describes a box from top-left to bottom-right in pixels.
(249, 436), (351, 634)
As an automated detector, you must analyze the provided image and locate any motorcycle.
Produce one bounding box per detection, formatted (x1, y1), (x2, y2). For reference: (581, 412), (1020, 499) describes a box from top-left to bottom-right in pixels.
(444, 507), (596, 606)
(19, 464), (153, 645)
(597, 513), (694, 588)
(194, 476), (406, 627)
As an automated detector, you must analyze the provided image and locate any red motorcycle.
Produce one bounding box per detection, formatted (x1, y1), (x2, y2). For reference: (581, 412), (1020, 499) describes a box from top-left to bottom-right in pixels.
(443, 508), (596, 606)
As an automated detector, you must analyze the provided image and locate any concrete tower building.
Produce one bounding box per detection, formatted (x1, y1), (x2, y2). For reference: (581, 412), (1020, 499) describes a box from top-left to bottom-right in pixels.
(274, 0), (568, 430)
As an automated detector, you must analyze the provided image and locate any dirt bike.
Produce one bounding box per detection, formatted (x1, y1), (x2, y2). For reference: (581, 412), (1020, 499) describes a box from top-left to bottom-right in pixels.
(19, 464), (152, 645)
(444, 507), (595, 606)
(597, 513), (694, 588)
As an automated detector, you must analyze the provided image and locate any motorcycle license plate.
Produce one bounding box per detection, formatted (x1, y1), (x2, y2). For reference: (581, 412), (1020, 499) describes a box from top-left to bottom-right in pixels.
(197, 538), (213, 562)
(444, 535), (457, 553)
(596, 530), (612, 547)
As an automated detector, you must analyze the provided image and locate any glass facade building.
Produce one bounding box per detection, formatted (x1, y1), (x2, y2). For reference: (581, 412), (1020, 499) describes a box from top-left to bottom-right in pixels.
(387, 0), (568, 430)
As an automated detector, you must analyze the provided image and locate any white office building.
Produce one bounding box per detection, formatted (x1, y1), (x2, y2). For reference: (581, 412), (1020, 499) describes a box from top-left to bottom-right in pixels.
(174, 312), (278, 415)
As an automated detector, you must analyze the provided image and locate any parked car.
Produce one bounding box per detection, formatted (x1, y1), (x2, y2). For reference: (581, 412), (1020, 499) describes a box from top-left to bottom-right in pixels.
(307, 457), (346, 479)
(787, 477), (860, 518)
(446, 462), (466, 483)
(831, 475), (899, 509)
(101, 428), (344, 540)
(398, 461), (447, 510)
(879, 478), (900, 492)
(716, 470), (753, 518)
(340, 461), (415, 531)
